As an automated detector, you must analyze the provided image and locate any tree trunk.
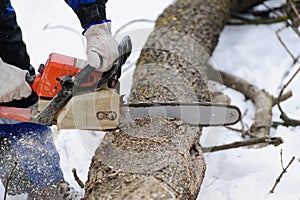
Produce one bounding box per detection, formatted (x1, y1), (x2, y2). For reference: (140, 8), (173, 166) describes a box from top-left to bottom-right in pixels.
(83, 0), (267, 199)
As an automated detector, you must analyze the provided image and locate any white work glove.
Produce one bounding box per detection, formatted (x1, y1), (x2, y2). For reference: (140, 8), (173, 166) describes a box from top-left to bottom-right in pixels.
(0, 58), (32, 103)
(84, 21), (119, 72)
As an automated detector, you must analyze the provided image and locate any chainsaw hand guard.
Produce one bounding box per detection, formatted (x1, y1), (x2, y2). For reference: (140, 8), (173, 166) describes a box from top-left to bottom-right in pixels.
(73, 65), (102, 94)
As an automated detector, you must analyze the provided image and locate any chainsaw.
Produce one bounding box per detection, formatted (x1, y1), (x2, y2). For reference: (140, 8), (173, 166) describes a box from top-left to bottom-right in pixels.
(0, 36), (241, 130)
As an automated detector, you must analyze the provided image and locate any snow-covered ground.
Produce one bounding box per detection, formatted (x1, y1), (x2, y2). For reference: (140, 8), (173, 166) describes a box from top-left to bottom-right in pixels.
(1, 0), (300, 199)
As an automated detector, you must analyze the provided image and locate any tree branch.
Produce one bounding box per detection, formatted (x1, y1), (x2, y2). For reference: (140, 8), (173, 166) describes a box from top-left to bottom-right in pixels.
(202, 136), (283, 153)
(207, 67), (273, 137)
(228, 15), (288, 26)
(72, 168), (84, 189)
(270, 153), (295, 193)
(277, 65), (300, 126)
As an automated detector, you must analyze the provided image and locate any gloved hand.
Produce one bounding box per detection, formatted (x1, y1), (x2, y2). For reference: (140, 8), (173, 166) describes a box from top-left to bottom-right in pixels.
(0, 58), (32, 103)
(83, 21), (119, 72)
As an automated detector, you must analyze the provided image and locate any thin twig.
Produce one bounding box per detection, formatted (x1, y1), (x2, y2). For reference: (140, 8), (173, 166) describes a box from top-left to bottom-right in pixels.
(277, 65), (300, 126)
(274, 1), (300, 93)
(227, 16), (287, 25)
(228, 3), (288, 26)
(272, 90), (293, 106)
(286, 19), (300, 37)
(43, 23), (86, 50)
(278, 66), (300, 110)
(276, 27), (297, 62)
(72, 168), (85, 189)
(287, 0), (300, 27)
(270, 154), (295, 193)
(202, 137), (283, 153)
(252, 4), (285, 17)
(4, 162), (17, 200)
(262, 2), (286, 19)
(272, 0), (300, 74)
(280, 149), (284, 169)
(113, 19), (155, 37)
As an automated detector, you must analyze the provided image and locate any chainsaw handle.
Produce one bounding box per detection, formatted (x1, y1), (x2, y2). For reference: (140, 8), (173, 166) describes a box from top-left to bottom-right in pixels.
(73, 65), (103, 94)
(25, 72), (35, 85)
(97, 36), (132, 89)
(74, 35), (132, 93)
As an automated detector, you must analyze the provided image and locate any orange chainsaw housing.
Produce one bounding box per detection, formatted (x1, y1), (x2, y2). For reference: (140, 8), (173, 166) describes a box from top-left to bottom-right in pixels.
(31, 53), (80, 98)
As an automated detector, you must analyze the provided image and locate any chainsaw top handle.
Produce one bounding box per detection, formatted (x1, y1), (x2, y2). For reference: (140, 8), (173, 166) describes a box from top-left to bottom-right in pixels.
(73, 35), (132, 94)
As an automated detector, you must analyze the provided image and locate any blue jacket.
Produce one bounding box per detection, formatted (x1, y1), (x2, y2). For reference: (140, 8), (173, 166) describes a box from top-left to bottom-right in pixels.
(66, 0), (97, 10)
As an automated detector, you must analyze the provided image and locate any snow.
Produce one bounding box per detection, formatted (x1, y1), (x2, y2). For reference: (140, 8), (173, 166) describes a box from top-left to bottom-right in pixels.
(199, 1), (300, 198)
(1, 0), (300, 199)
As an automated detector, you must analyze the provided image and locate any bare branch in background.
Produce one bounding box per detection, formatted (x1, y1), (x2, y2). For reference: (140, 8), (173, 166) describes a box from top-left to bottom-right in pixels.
(286, 0), (300, 28)
(42, 23), (86, 51)
(277, 65), (300, 126)
(276, 27), (298, 63)
(272, 91), (293, 106)
(207, 67), (273, 138)
(228, 1), (287, 25)
(113, 19), (155, 37)
(270, 150), (295, 194)
(72, 168), (85, 189)
(228, 14), (287, 25)
(202, 136), (283, 153)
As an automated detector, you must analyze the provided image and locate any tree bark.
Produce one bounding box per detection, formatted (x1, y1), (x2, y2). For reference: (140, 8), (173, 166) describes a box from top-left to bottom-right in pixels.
(83, 0), (268, 199)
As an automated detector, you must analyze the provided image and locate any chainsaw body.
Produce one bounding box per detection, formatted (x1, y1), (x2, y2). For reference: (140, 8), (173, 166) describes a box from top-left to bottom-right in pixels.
(32, 53), (81, 98)
(32, 53), (120, 130)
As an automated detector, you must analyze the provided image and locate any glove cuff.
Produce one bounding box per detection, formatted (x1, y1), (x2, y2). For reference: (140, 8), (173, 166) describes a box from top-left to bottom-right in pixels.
(82, 19), (111, 35)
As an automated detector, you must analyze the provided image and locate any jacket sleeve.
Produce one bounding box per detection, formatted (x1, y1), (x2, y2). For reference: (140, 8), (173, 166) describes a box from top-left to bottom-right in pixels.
(65, 0), (108, 28)
(0, 0), (9, 18)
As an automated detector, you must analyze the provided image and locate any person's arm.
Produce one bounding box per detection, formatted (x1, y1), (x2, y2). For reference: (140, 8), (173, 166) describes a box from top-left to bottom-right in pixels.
(0, 58), (32, 103)
(0, 1), (37, 105)
(66, 0), (108, 28)
(0, 1), (33, 74)
(66, 0), (119, 72)
(0, 0), (9, 17)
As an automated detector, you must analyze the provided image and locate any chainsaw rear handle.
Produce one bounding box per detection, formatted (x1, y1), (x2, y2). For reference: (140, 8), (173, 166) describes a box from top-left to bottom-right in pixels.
(25, 72), (35, 85)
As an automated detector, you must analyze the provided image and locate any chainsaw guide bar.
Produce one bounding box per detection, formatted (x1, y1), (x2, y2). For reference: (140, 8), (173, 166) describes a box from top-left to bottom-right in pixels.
(120, 102), (241, 127)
